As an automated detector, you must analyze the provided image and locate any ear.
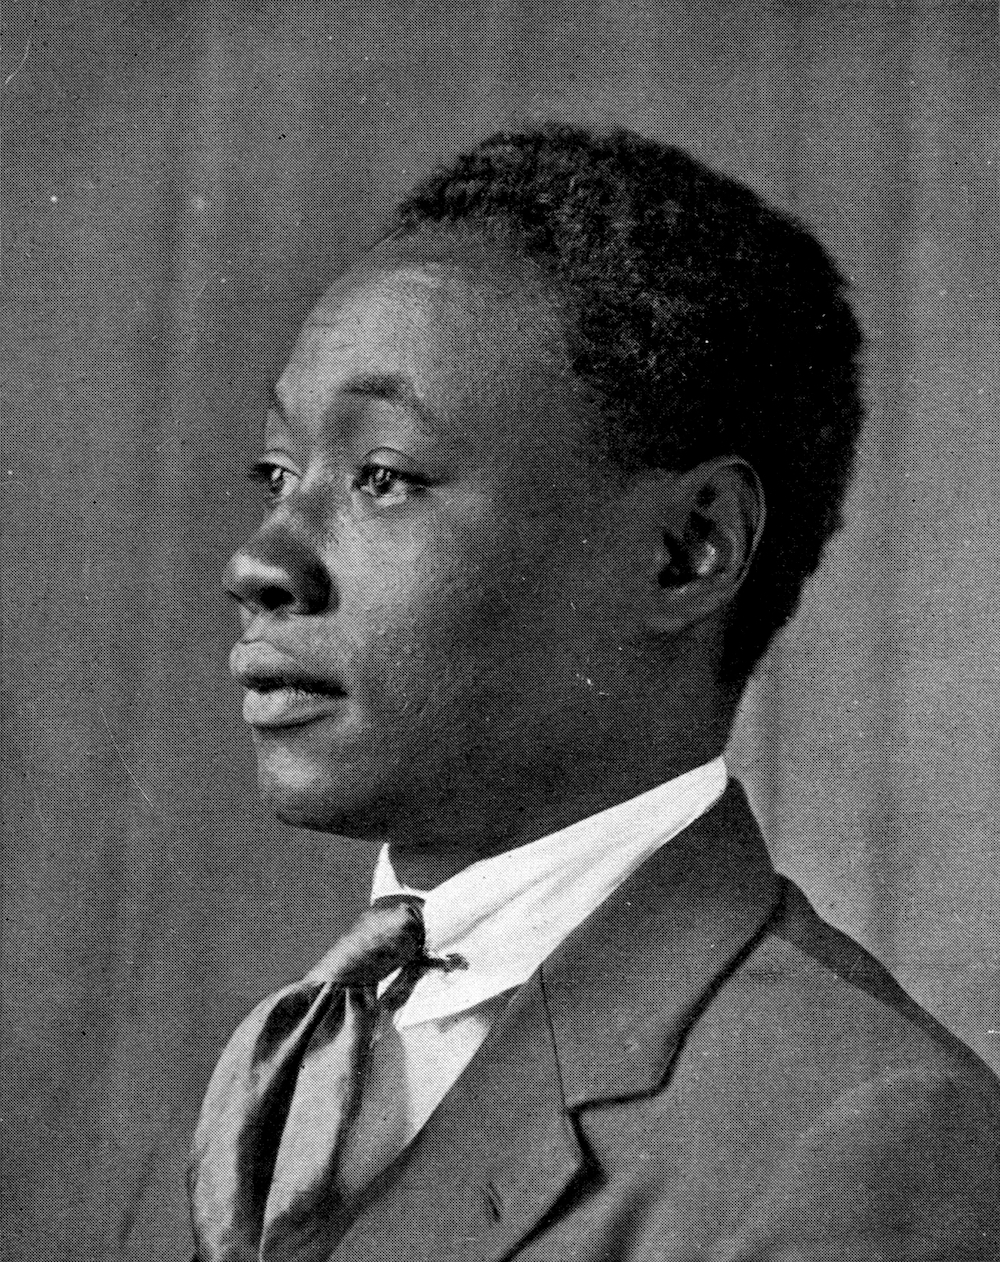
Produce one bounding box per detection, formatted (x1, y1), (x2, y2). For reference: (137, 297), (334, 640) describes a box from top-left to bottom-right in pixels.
(646, 457), (765, 636)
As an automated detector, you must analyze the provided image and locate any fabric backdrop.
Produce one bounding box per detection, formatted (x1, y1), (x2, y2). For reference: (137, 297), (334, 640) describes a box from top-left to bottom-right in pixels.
(4, 2), (998, 1258)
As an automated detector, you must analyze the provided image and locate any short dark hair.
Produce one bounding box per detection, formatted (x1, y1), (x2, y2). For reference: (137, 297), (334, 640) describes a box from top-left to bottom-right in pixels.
(395, 126), (865, 681)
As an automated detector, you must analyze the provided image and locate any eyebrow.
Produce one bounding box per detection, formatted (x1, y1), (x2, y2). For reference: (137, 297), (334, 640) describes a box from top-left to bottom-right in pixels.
(270, 373), (438, 435)
(340, 372), (424, 412)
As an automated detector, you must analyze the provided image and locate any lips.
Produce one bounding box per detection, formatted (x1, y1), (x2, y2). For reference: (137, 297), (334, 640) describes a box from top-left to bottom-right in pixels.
(231, 642), (346, 730)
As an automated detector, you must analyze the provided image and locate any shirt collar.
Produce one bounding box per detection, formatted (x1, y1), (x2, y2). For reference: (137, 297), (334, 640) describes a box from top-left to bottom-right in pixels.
(371, 756), (728, 1027)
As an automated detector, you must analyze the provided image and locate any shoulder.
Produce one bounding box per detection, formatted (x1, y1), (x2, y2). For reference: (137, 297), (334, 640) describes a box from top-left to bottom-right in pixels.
(670, 882), (1000, 1257)
(657, 876), (999, 1109)
(574, 878), (1000, 1259)
(752, 881), (999, 1099)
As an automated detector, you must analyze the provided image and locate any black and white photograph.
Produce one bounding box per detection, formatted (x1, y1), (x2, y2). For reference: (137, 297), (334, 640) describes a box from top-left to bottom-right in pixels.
(4, 2), (999, 1259)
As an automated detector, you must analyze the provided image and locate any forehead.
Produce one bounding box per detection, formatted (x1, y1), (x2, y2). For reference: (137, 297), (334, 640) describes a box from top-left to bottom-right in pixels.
(274, 242), (579, 454)
(281, 265), (455, 412)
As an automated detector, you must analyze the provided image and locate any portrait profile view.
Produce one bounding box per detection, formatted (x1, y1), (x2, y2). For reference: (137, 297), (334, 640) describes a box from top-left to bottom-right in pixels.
(6, 4), (1000, 1259)
(182, 128), (1000, 1262)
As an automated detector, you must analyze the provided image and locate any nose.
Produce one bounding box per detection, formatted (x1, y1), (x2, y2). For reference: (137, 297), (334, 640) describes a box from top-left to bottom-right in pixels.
(224, 523), (333, 617)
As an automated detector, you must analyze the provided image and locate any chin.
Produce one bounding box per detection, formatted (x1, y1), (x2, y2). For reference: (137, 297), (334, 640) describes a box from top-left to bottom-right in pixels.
(255, 752), (401, 838)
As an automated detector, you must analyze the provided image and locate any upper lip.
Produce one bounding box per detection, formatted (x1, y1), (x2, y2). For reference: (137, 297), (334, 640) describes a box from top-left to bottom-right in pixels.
(230, 641), (346, 696)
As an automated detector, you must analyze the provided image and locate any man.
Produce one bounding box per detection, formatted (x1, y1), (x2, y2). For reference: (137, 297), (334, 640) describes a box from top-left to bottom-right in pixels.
(191, 128), (1000, 1261)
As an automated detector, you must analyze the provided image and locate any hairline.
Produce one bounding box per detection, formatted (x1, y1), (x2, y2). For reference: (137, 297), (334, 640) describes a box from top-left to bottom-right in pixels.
(379, 221), (697, 485)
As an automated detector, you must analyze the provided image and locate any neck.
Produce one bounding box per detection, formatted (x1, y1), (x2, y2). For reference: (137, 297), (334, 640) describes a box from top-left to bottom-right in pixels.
(385, 741), (726, 890)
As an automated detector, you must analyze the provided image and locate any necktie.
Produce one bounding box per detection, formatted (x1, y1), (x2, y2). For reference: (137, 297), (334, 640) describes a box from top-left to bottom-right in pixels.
(189, 896), (451, 1262)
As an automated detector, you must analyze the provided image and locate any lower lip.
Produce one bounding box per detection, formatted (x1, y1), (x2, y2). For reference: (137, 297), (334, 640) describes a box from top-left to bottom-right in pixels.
(242, 686), (346, 730)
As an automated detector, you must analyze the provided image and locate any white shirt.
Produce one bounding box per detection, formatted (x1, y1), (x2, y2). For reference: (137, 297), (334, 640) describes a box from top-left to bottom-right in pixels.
(335, 757), (728, 1202)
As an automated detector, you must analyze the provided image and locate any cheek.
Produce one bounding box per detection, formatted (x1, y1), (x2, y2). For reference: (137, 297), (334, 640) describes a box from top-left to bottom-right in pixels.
(325, 498), (598, 714)
(344, 501), (528, 625)
(331, 525), (507, 691)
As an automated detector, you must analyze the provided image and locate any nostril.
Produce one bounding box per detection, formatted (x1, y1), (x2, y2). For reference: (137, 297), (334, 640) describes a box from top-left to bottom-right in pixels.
(299, 562), (332, 615)
(258, 584), (294, 613)
(224, 527), (333, 616)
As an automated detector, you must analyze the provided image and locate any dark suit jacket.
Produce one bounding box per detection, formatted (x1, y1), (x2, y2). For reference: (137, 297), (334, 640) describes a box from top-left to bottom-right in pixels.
(314, 782), (1000, 1262)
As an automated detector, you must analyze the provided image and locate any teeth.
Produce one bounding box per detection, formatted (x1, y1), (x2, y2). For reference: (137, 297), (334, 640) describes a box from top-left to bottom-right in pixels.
(249, 676), (339, 698)
(249, 677), (282, 693)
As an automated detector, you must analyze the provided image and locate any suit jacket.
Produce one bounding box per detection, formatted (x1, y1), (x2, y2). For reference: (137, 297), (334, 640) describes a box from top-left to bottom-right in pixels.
(310, 782), (1000, 1262)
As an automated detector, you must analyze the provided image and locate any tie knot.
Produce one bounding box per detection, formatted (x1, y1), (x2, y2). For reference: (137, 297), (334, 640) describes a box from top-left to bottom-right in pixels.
(306, 895), (426, 990)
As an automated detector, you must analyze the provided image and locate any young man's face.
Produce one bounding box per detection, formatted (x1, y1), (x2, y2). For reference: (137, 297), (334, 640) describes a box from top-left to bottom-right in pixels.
(225, 239), (655, 852)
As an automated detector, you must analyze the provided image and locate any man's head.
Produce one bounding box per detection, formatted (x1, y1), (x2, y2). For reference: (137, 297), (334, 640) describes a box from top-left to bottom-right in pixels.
(225, 127), (863, 875)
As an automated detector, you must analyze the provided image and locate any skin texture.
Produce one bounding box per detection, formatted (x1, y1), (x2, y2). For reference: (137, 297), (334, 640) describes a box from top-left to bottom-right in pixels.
(224, 234), (763, 888)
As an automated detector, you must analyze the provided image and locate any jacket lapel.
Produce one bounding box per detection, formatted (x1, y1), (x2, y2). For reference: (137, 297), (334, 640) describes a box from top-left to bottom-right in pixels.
(330, 782), (784, 1262)
(329, 968), (585, 1262)
(542, 781), (785, 1110)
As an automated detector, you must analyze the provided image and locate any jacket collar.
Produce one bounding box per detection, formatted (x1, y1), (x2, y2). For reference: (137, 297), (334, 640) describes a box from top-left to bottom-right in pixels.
(330, 781), (784, 1262)
(542, 779), (785, 1108)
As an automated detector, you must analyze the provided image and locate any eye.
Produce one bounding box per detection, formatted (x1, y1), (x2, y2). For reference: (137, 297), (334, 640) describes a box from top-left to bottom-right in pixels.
(354, 461), (426, 505)
(248, 459), (299, 504)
